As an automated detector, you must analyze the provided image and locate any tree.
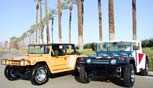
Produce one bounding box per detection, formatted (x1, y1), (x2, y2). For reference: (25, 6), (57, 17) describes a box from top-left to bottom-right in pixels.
(64, 0), (77, 43)
(98, 0), (102, 41)
(69, 0), (73, 43)
(10, 36), (17, 49)
(38, 0), (44, 44)
(5, 41), (9, 49)
(45, 0), (50, 44)
(109, 0), (115, 40)
(57, 0), (66, 43)
(57, 0), (62, 43)
(132, 0), (137, 40)
(35, 0), (39, 44)
(49, 9), (57, 43)
(77, 0), (84, 50)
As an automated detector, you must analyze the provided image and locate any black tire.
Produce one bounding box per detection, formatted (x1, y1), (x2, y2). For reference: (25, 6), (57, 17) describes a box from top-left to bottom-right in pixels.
(123, 64), (135, 87)
(4, 66), (18, 81)
(77, 65), (90, 83)
(31, 64), (49, 85)
(140, 60), (149, 76)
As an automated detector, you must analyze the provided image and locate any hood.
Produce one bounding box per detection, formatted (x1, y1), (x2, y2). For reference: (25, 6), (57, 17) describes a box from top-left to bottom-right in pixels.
(5, 54), (48, 61)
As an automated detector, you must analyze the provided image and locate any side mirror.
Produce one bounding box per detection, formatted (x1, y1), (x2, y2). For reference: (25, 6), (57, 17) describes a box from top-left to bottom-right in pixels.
(133, 46), (139, 50)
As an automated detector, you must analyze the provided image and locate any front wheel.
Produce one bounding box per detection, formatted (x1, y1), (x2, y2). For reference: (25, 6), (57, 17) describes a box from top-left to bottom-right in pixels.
(4, 66), (18, 81)
(77, 65), (90, 83)
(31, 64), (49, 85)
(123, 64), (135, 87)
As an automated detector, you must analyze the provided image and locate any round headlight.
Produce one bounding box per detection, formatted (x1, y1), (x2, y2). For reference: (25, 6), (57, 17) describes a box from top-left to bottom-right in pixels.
(86, 59), (91, 63)
(111, 59), (116, 64)
(20, 60), (25, 66)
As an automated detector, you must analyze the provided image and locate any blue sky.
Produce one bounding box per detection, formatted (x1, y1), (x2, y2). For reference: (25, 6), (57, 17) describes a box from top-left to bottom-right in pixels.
(0, 0), (153, 44)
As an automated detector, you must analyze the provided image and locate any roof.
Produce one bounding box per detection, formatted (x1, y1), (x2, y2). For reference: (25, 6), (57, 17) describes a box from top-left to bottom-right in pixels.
(28, 43), (75, 46)
(98, 40), (141, 43)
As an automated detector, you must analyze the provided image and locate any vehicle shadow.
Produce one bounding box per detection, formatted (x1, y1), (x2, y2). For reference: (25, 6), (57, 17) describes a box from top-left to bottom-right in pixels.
(74, 75), (125, 87)
(19, 71), (73, 81)
(92, 76), (125, 87)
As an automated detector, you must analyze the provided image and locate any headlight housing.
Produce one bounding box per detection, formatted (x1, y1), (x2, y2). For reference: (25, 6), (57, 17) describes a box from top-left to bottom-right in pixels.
(20, 59), (26, 66)
(1, 59), (8, 65)
(86, 58), (91, 63)
(111, 59), (116, 64)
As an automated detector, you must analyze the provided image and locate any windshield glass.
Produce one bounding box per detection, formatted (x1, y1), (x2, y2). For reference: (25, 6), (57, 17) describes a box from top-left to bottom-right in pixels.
(97, 42), (132, 52)
(28, 45), (50, 54)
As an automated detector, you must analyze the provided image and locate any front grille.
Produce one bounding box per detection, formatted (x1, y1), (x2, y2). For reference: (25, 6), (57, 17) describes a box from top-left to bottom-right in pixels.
(9, 60), (20, 65)
(91, 59), (109, 64)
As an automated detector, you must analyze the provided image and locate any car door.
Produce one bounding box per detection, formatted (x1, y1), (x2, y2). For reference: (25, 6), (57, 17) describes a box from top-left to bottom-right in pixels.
(52, 44), (68, 71)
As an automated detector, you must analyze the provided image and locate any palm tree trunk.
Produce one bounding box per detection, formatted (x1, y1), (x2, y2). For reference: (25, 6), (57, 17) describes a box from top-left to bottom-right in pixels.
(98, 0), (102, 41)
(58, 0), (62, 43)
(51, 18), (54, 43)
(36, 1), (39, 44)
(39, 0), (44, 44)
(77, 0), (83, 50)
(132, 0), (137, 40)
(69, 0), (72, 43)
(109, 0), (115, 40)
(45, 0), (50, 44)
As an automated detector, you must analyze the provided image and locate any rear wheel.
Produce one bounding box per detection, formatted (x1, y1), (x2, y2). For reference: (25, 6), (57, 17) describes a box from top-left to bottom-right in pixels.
(31, 64), (49, 85)
(140, 59), (149, 76)
(123, 64), (135, 87)
(4, 66), (18, 81)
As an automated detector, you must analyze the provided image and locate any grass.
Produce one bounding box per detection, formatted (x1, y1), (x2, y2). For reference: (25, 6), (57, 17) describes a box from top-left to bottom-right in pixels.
(77, 49), (95, 56)
(143, 48), (153, 71)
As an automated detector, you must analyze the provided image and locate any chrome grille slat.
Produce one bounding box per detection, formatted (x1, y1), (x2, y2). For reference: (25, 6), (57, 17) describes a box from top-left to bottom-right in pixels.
(9, 60), (20, 65)
(91, 59), (109, 64)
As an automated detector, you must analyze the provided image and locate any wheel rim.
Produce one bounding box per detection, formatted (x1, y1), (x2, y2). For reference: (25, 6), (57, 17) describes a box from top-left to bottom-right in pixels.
(130, 67), (135, 83)
(35, 67), (47, 83)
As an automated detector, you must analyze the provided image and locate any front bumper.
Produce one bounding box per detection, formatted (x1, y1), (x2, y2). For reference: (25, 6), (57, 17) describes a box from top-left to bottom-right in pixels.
(1, 59), (30, 66)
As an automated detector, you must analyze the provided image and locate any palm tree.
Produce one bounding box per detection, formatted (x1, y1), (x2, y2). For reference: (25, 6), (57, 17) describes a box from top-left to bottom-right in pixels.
(38, 0), (44, 44)
(35, 0), (39, 44)
(98, 0), (102, 41)
(77, 0), (84, 50)
(49, 9), (57, 43)
(132, 0), (137, 40)
(45, 0), (50, 44)
(69, 0), (73, 43)
(57, 0), (62, 43)
(10, 36), (17, 49)
(109, 0), (115, 40)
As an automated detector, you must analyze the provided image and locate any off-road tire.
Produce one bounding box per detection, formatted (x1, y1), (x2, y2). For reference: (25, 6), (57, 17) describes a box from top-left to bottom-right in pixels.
(4, 65), (18, 81)
(78, 65), (90, 83)
(123, 64), (135, 87)
(31, 64), (49, 85)
(140, 60), (149, 76)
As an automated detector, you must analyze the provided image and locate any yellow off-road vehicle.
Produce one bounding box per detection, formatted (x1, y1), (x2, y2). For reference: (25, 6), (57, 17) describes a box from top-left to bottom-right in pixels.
(1, 43), (84, 85)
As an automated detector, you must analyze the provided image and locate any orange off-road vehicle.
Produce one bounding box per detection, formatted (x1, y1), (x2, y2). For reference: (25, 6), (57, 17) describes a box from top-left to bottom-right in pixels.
(1, 43), (84, 85)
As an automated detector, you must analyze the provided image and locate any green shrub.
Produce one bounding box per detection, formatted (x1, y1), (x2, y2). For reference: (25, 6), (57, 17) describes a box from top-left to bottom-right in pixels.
(143, 48), (153, 71)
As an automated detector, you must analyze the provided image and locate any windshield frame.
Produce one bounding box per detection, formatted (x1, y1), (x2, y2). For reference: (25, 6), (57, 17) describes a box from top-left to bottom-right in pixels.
(96, 41), (133, 52)
(28, 45), (50, 54)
